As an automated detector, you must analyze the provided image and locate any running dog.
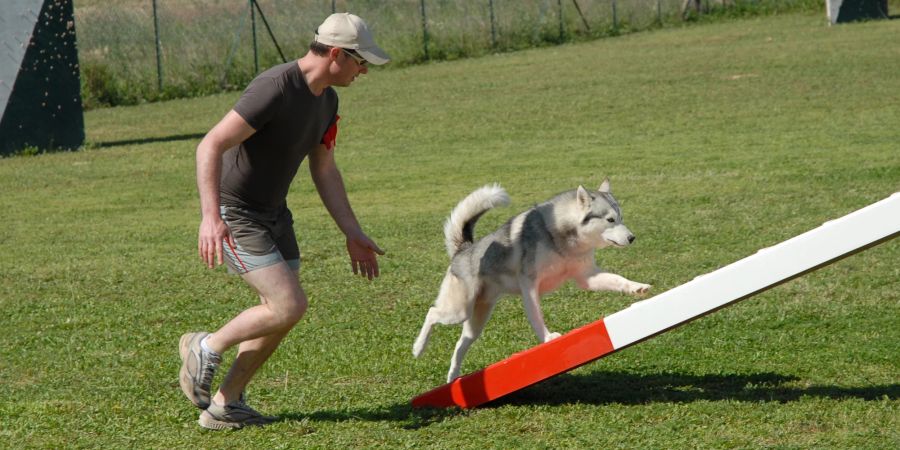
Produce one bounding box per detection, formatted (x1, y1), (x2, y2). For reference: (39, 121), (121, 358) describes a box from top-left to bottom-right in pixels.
(412, 179), (651, 382)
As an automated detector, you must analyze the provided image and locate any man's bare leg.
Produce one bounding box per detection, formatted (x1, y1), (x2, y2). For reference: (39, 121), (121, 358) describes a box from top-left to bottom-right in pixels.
(203, 262), (307, 405)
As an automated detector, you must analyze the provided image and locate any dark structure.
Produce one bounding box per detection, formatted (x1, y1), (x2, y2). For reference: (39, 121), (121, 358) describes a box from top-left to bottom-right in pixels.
(0, 0), (84, 156)
(827, 0), (889, 24)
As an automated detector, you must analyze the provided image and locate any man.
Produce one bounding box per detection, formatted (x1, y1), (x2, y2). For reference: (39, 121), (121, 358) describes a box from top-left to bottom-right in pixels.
(178, 13), (389, 430)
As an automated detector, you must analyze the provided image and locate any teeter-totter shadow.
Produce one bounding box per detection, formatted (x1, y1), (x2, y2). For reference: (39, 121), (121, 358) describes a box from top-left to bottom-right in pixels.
(272, 370), (897, 429)
(491, 370), (900, 407)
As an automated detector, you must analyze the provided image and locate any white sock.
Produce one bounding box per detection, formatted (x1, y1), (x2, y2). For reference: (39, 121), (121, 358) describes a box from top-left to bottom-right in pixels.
(200, 336), (220, 356)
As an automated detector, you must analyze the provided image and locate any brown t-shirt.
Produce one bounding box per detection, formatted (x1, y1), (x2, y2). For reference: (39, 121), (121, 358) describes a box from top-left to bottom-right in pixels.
(220, 61), (338, 211)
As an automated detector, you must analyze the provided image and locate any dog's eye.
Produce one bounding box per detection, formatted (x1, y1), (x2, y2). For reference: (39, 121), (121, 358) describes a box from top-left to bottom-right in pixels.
(607, 217), (615, 223)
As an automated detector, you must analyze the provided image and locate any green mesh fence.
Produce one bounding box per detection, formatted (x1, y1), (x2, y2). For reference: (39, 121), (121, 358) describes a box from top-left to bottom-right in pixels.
(73, 0), (816, 108)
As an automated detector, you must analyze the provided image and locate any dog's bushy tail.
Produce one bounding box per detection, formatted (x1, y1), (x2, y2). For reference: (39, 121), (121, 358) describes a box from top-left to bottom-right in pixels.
(443, 184), (510, 257)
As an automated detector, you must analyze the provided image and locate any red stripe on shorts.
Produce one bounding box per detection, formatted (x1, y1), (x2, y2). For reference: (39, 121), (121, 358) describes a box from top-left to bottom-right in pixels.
(225, 238), (249, 273)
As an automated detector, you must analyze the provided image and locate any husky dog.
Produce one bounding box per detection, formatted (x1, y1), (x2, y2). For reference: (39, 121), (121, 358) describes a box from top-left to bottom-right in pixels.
(412, 179), (651, 382)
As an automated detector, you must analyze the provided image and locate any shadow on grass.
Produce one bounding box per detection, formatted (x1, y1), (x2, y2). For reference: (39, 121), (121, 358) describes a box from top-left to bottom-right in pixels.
(275, 370), (898, 429)
(277, 402), (462, 430)
(494, 371), (899, 407)
(91, 133), (206, 148)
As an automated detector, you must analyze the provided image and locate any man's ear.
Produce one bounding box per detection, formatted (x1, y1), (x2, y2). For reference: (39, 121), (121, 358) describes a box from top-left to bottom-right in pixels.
(328, 46), (343, 61)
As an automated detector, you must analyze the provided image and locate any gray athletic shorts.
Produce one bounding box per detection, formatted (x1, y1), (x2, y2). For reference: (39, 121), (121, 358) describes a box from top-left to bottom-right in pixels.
(220, 205), (301, 275)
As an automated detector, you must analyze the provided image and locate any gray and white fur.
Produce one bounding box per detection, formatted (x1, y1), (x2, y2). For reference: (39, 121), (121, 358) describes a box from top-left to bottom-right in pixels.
(412, 179), (651, 382)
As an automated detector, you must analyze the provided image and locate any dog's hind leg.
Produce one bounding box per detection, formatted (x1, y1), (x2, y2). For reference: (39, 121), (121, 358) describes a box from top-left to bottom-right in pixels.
(413, 269), (472, 358)
(412, 308), (440, 358)
(446, 297), (497, 382)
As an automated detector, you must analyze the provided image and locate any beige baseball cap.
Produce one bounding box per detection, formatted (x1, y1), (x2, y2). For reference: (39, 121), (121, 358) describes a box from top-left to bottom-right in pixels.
(314, 13), (390, 66)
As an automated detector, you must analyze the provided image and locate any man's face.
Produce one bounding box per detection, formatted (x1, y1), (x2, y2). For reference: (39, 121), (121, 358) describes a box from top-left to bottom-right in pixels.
(331, 48), (369, 86)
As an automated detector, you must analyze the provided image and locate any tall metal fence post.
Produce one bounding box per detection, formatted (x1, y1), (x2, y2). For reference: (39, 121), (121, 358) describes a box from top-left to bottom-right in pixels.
(332, 0), (336, 14)
(489, 0), (497, 48)
(558, 0), (565, 41)
(251, 0), (287, 63)
(151, 0), (163, 91)
(250, 0), (259, 73)
(420, 0), (429, 59)
(612, 0), (618, 32)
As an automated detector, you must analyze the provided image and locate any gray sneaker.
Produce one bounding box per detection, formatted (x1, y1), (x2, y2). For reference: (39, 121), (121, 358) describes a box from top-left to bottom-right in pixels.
(198, 398), (277, 430)
(178, 332), (221, 409)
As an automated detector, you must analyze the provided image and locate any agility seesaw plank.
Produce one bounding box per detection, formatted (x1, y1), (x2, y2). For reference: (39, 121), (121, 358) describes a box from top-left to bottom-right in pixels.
(412, 192), (900, 409)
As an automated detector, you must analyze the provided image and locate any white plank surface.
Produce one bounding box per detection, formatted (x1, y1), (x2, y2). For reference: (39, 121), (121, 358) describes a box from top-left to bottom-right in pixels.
(604, 192), (899, 350)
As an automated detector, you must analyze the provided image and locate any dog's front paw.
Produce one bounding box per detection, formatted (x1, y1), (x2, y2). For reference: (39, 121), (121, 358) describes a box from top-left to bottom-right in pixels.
(446, 367), (461, 383)
(628, 282), (651, 296)
(543, 332), (562, 343)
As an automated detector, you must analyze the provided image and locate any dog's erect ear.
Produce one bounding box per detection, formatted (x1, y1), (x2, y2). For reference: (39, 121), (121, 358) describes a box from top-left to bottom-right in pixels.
(576, 185), (592, 209)
(598, 178), (611, 193)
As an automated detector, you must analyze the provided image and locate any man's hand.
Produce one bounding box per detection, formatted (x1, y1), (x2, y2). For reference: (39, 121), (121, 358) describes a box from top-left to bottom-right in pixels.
(346, 231), (385, 280)
(198, 215), (234, 269)
(195, 110), (255, 269)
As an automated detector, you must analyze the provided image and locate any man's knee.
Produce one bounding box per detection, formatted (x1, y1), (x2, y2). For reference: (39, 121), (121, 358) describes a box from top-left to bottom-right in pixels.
(243, 263), (307, 329)
(281, 294), (307, 326)
(264, 291), (307, 330)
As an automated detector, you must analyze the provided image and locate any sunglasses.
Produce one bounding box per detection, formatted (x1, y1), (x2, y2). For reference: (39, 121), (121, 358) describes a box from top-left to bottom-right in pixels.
(341, 48), (368, 67)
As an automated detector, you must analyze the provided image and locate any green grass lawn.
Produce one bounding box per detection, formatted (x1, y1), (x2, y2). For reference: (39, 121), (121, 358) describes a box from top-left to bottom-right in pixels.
(2, 12), (898, 448)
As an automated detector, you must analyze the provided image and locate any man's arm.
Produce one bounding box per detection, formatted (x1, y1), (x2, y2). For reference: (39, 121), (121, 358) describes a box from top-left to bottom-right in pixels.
(196, 110), (256, 268)
(308, 144), (384, 280)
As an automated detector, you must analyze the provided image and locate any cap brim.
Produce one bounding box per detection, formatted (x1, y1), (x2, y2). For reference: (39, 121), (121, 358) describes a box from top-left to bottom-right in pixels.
(357, 46), (391, 66)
